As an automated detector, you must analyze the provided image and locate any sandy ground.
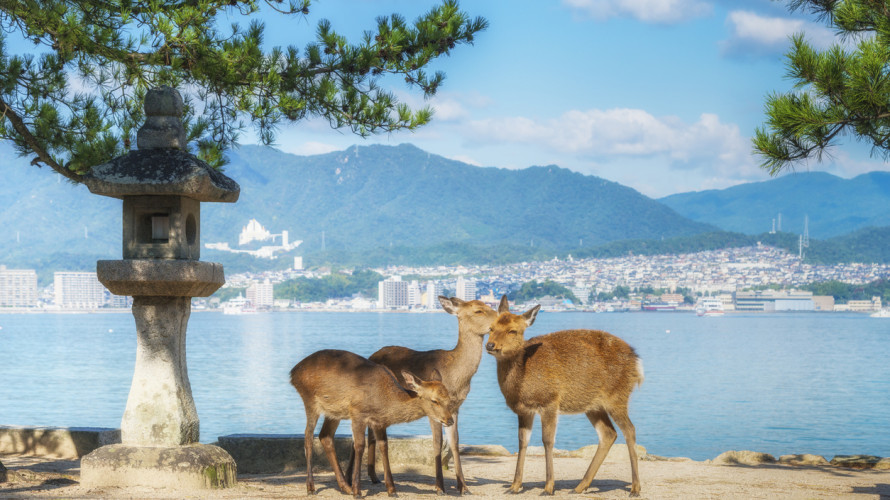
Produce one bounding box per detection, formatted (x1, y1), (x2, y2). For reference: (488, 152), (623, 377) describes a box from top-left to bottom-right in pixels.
(3, 453), (890, 499)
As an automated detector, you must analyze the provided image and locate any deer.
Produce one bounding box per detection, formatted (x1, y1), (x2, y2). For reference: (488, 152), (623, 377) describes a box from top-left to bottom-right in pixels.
(486, 295), (644, 496)
(290, 349), (456, 498)
(346, 296), (498, 495)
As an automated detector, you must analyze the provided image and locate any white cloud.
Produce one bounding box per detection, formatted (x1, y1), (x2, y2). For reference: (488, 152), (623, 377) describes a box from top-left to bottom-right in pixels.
(464, 108), (762, 182)
(563, 0), (712, 24)
(722, 10), (839, 56)
(277, 141), (341, 156)
(446, 154), (482, 166)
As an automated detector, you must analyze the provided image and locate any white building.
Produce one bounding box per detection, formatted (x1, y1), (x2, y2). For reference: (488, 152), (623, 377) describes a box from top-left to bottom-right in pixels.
(54, 271), (107, 309)
(239, 219), (272, 246)
(378, 276), (409, 309)
(0, 265), (38, 308)
(247, 279), (274, 309)
(455, 276), (477, 302)
(407, 280), (423, 307)
(425, 281), (444, 309)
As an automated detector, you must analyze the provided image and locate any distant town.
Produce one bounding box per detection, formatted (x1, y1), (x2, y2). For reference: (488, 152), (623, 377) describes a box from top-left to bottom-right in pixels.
(3, 241), (888, 315)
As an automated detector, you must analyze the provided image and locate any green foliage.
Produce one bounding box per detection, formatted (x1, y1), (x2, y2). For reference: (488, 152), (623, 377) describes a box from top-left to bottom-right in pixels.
(0, 1), (486, 178)
(214, 286), (246, 303)
(274, 269), (383, 302)
(803, 279), (890, 303)
(510, 279), (579, 304)
(754, 1), (890, 173)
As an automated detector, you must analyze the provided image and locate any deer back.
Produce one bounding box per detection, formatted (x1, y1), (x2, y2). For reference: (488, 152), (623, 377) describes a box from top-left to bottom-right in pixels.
(505, 330), (642, 414)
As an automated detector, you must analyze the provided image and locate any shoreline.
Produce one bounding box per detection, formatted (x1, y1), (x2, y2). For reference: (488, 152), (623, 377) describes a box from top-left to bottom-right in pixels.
(3, 445), (889, 499)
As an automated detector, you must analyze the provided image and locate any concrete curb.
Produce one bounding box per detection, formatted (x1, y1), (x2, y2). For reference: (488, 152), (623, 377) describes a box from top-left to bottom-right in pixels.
(216, 434), (443, 474)
(0, 426), (120, 459)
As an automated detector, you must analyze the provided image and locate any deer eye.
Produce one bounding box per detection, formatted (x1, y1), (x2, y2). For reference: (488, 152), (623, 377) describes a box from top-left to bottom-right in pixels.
(509, 330), (518, 335)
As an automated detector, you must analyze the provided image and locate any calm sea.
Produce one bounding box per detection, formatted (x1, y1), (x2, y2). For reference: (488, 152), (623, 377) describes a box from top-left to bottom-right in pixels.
(1, 310), (888, 461)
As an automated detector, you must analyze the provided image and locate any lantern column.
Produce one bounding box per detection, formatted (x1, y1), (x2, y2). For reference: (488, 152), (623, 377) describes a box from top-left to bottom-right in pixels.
(79, 86), (240, 489)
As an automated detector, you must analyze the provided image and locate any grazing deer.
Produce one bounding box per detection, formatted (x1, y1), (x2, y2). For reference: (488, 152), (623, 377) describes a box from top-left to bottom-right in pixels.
(486, 296), (644, 496)
(290, 349), (455, 498)
(349, 296), (498, 495)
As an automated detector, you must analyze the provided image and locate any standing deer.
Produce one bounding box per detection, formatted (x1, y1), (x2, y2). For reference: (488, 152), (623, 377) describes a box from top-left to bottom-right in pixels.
(486, 296), (644, 496)
(349, 296), (497, 495)
(290, 349), (455, 498)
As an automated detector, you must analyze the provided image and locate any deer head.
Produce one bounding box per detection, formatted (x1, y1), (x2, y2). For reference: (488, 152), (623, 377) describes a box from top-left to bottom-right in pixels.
(486, 295), (541, 357)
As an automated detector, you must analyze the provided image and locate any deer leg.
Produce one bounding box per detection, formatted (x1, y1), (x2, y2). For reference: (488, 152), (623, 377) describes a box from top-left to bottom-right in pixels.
(319, 417), (351, 494)
(445, 412), (471, 495)
(373, 427), (398, 497)
(610, 408), (641, 497)
(509, 412), (534, 494)
(367, 426), (380, 484)
(429, 417), (445, 495)
(574, 409), (617, 494)
(540, 408), (559, 495)
(304, 408), (320, 495)
(350, 419), (366, 498)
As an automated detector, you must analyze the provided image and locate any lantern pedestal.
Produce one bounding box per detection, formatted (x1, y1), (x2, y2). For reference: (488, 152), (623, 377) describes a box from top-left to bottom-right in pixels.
(79, 86), (240, 491)
(81, 259), (235, 489)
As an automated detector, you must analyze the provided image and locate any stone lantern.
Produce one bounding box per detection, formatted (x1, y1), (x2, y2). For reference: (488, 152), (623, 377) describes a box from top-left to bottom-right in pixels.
(79, 86), (239, 489)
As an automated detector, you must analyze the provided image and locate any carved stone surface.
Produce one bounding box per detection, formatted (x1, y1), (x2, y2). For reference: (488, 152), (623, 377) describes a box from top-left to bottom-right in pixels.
(97, 260), (224, 297)
(121, 296), (198, 447)
(83, 149), (239, 202)
(81, 443), (236, 489)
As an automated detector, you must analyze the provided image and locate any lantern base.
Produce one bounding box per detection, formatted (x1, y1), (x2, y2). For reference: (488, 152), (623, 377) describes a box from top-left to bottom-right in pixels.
(97, 259), (224, 297)
(80, 443), (236, 489)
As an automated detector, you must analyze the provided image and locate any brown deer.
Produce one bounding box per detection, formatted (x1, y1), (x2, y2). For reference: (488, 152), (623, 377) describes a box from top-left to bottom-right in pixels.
(290, 349), (455, 498)
(348, 296), (498, 495)
(486, 295), (644, 496)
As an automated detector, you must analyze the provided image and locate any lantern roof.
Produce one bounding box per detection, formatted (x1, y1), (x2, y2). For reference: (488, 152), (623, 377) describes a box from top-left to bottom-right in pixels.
(82, 86), (240, 203)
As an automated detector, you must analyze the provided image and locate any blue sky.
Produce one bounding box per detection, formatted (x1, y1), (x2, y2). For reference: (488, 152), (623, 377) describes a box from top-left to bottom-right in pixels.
(246, 0), (890, 198)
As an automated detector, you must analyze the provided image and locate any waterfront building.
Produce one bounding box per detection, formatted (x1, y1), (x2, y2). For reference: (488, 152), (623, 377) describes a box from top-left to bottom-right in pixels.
(407, 280), (423, 307)
(424, 281), (444, 308)
(378, 276), (409, 309)
(53, 271), (107, 309)
(456, 276), (477, 302)
(734, 290), (814, 312)
(247, 279), (274, 309)
(846, 296), (882, 312)
(0, 265), (38, 308)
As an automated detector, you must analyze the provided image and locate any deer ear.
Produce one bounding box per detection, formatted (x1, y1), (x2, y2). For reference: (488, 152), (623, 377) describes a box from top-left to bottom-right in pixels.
(439, 296), (460, 315)
(498, 295), (510, 314)
(523, 304), (541, 327)
(401, 371), (421, 391)
(429, 368), (443, 382)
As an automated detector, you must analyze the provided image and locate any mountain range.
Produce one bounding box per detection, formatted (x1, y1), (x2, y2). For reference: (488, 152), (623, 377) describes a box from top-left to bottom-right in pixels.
(1, 142), (889, 278)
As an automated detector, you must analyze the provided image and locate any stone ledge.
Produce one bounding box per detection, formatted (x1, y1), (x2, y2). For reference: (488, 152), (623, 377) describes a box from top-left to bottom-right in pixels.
(81, 443), (236, 489)
(216, 434), (442, 474)
(0, 426), (120, 459)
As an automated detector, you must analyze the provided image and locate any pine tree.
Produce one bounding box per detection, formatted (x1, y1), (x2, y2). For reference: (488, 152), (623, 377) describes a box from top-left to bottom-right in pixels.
(0, 1), (486, 182)
(753, 0), (890, 175)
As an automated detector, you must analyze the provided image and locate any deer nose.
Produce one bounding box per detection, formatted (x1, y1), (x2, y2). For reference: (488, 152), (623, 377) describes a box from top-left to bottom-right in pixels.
(444, 417), (454, 427)
(485, 342), (496, 352)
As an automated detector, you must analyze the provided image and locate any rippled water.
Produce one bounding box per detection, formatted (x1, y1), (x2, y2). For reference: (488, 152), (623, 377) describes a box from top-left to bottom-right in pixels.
(1, 310), (888, 460)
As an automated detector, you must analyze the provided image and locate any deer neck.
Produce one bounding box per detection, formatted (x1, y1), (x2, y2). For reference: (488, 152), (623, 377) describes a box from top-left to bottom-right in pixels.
(450, 324), (485, 382)
(495, 348), (526, 403)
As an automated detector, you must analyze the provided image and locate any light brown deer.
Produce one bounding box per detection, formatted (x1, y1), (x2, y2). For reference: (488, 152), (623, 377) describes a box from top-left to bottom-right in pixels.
(486, 296), (644, 496)
(290, 349), (455, 498)
(349, 296), (497, 495)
